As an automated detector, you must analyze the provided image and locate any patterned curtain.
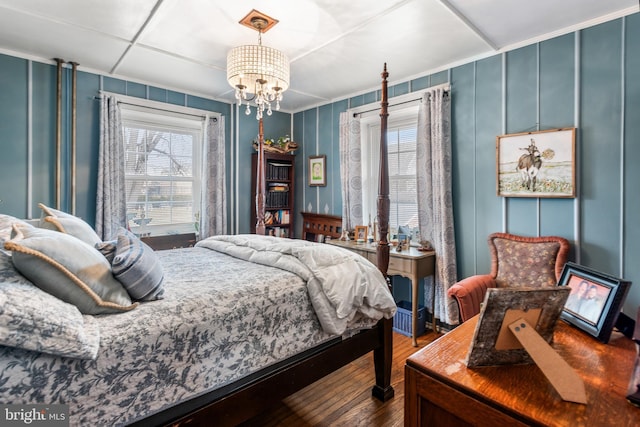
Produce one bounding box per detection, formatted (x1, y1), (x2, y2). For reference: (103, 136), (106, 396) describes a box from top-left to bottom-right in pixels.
(199, 115), (226, 238)
(338, 112), (363, 232)
(416, 88), (459, 325)
(96, 95), (126, 240)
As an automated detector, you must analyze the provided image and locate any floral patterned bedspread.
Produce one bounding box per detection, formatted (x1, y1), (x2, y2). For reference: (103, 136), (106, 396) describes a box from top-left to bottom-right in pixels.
(197, 234), (397, 334)
(0, 244), (369, 426)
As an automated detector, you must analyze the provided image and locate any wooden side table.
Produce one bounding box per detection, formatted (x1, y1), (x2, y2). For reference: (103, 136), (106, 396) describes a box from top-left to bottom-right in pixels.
(404, 316), (638, 426)
(328, 240), (435, 346)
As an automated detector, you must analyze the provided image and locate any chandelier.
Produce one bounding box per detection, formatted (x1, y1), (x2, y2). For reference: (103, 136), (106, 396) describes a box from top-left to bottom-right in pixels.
(227, 10), (290, 120)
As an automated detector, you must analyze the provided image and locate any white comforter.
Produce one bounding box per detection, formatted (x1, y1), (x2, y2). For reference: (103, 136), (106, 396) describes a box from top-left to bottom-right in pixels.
(197, 234), (397, 335)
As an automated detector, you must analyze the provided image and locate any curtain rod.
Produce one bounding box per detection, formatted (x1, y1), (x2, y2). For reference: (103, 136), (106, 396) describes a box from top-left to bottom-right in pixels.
(353, 97), (421, 117)
(94, 92), (217, 121)
(352, 83), (450, 117)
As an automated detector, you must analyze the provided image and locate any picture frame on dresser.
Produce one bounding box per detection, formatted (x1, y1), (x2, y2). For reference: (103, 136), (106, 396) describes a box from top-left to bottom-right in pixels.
(558, 261), (632, 343)
(354, 225), (368, 242)
(466, 287), (570, 368)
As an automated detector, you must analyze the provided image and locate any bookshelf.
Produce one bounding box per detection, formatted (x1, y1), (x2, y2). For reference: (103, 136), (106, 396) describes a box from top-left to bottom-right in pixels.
(251, 152), (295, 238)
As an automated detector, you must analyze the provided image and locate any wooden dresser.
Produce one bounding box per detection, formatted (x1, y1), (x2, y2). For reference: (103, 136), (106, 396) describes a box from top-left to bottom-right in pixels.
(404, 316), (638, 426)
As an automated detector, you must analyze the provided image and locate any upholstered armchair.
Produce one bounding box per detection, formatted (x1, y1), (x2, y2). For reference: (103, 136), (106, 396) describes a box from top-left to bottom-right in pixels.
(448, 232), (570, 323)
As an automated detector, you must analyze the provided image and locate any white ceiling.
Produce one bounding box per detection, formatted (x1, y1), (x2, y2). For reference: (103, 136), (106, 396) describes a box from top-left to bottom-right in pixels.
(0, 0), (637, 112)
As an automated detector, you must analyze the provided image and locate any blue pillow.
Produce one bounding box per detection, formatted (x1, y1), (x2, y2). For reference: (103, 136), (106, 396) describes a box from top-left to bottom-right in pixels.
(111, 228), (165, 301)
(95, 240), (117, 263)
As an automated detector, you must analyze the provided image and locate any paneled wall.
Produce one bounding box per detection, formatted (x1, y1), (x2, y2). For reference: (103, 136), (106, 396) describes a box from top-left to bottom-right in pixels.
(295, 13), (640, 317)
(1, 13), (638, 318)
(0, 56), (233, 226)
(0, 55), (297, 237)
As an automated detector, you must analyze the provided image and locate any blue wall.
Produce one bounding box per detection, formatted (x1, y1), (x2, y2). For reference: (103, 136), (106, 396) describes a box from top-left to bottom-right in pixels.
(294, 14), (640, 317)
(0, 58), (233, 226)
(0, 53), (291, 236)
(1, 13), (638, 318)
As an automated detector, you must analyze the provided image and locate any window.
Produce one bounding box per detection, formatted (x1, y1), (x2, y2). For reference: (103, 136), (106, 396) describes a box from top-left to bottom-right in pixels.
(121, 107), (203, 237)
(361, 104), (419, 240)
(387, 124), (418, 229)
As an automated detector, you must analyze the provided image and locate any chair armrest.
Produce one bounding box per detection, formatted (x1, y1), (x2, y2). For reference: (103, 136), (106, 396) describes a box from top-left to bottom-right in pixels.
(447, 274), (496, 323)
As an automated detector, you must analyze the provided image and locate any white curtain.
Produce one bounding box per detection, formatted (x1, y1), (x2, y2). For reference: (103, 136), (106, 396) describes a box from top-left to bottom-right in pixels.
(339, 112), (363, 231)
(96, 95), (126, 240)
(199, 115), (226, 238)
(416, 88), (459, 325)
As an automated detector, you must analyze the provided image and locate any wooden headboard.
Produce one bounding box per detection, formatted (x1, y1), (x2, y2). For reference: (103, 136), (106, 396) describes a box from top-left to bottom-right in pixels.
(300, 212), (343, 241)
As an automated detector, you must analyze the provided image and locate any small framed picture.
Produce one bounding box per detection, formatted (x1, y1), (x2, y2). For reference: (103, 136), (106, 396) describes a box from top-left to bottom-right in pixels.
(557, 262), (632, 343)
(354, 225), (368, 242)
(308, 155), (326, 187)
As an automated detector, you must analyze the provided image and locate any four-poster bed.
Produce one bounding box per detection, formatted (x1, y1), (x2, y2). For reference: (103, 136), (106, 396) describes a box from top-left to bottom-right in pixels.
(147, 64), (394, 426)
(0, 66), (394, 427)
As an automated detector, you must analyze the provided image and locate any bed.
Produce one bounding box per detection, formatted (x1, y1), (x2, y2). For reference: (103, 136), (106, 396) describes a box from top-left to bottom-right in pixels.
(0, 66), (393, 426)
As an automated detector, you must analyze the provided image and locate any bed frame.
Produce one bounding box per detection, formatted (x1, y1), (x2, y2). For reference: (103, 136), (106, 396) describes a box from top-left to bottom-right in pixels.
(131, 65), (393, 427)
(300, 211), (343, 241)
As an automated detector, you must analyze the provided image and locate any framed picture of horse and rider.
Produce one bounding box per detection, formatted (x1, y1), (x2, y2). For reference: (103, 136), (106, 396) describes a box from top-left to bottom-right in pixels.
(496, 127), (576, 198)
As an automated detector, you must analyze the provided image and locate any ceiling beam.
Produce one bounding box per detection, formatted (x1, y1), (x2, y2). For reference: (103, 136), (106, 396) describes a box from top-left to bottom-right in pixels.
(439, 0), (499, 51)
(110, 0), (167, 74)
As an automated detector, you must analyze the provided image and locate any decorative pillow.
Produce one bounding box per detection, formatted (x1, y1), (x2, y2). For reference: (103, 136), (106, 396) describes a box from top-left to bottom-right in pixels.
(0, 252), (100, 359)
(493, 238), (560, 288)
(111, 228), (165, 301)
(37, 203), (101, 246)
(0, 214), (29, 255)
(95, 240), (117, 263)
(4, 222), (138, 314)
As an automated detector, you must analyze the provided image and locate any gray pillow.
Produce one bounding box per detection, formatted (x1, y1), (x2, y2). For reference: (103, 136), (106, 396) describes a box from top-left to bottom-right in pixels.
(38, 203), (102, 246)
(0, 252), (100, 360)
(111, 228), (165, 301)
(4, 222), (138, 315)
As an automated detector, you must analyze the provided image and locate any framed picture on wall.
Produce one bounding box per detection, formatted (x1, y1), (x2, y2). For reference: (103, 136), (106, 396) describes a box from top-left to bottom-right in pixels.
(557, 262), (631, 343)
(496, 127), (576, 198)
(308, 155), (326, 187)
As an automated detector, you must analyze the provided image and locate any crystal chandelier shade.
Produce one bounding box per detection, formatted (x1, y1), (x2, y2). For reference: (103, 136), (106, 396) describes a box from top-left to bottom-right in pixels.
(226, 21), (290, 120)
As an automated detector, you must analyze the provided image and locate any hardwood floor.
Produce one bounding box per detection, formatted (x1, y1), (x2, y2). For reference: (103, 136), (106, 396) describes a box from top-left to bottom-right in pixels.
(240, 331), (441, 427)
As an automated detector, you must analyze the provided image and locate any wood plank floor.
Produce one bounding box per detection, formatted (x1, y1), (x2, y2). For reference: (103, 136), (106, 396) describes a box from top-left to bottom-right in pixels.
(240, 331), (441, 427)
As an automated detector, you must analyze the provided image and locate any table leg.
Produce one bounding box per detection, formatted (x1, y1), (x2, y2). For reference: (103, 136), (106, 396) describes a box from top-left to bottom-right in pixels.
(411, 277), (418, 347)
(431, 279), (438, 334)
(411, 276), (438, 346)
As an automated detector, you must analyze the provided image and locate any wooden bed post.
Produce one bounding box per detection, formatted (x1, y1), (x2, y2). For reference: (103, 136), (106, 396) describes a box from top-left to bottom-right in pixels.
(372, 63), (394, 402)
(376, 63), (390, 277)
(255, 117), (266, 235)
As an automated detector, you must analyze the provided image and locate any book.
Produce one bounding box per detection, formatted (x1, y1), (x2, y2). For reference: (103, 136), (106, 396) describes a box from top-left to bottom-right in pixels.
(269, 183), (289, 192)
